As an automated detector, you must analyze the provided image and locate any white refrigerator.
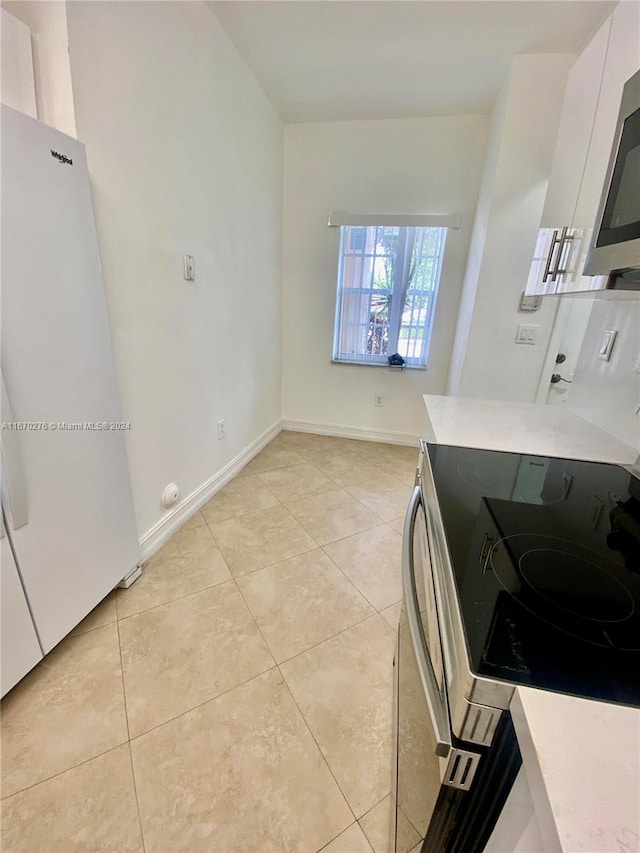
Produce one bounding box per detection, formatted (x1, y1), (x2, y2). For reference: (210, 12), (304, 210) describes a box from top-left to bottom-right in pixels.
(1, 104), (140, 696)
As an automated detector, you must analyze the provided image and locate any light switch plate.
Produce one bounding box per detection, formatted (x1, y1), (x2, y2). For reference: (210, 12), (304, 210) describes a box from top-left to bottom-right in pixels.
(183, 254), (195, 281)
(515, 324), (538, 345)
(598, 329), (617, 361)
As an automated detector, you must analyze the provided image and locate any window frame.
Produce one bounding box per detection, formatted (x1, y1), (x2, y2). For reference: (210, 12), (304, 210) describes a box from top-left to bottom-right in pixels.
(331, 223), (448, 369)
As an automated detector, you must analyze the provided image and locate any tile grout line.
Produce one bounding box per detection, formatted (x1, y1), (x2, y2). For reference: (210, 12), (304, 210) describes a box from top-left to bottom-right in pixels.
(231, 568), (380, 667)
(278, 432), (419, 468)
(114, 617), (131, 743)
(201, 480), (328, 553)
(202, 444), (406, 552)
(201, 483), (341, 577)
(116, 575), (237, 623)
(126, 742), (147, 853)
(274, 610), (388, 670)
(200, 474), (286, 531)
(251, 435), (411, 499)
(315, 821), (374, 853)
(261, 454), (412, 499)
(318, 540), (400, 616)
(301, 518), (387, 549)
(230, 577), (278, 670)
(0, 741), (130, 803)
(115, 610), (147, 853)
(1, 436), (409, 825)
(256, 454), (362, 492)
(229, 558), (394, 798)
(341, 479), (412, 525)
(277, 479), (388, 543)
(114, 502), (394, 627)
(359, 788), (394, 826)
(130, 502), (353, 616)
(275, 667), (359, 830)
(106, 525), (391, 774)
(251, 469), (347, 515)
(114, 582), (279, 743)
(202, 485), (399, 638)
(124, 664), (281, 745)
(2, 669), (290, 804)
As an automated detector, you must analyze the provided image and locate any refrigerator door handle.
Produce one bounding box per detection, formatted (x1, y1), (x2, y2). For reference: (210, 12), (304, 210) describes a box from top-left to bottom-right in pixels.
(1, 373), (29, 529)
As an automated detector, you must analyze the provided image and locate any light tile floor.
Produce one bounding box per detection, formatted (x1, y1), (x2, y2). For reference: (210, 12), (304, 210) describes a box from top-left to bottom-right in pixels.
(0, 432), (423, 853)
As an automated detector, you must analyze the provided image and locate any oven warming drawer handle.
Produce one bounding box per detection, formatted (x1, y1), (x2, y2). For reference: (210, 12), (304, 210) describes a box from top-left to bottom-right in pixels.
(403, 485), (452, 759)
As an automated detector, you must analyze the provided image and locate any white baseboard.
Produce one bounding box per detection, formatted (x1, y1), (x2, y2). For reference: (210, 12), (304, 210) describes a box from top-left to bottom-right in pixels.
(281, 418), (420, 447)
(138, 420), (282, 563)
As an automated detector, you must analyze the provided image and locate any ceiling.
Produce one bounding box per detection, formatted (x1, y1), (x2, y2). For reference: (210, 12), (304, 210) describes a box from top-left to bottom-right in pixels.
(209, 1), (616, 122)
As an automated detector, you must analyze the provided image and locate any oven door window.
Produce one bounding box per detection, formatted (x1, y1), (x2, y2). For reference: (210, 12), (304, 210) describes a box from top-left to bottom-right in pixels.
(596, 105), (640, 248)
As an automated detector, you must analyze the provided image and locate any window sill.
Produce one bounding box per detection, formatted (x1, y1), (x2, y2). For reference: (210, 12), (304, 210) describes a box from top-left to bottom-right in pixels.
(331, 359), (427, 371)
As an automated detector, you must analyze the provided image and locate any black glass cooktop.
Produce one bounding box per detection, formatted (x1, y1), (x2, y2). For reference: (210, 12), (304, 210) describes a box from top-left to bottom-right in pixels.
(427, 443), (640, 707)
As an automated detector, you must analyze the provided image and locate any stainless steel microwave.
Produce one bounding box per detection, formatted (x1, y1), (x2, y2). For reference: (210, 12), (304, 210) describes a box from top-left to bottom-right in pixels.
(583, 68), (640, 289)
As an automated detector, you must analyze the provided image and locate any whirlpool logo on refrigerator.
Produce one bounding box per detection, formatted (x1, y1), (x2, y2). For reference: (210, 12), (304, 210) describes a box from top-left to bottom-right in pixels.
(50, 149), (73, 166)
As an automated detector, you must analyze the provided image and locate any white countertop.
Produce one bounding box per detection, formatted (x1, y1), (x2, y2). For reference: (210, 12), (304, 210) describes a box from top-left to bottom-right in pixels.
(422, 394), (639, 467)
(512, 688), (640, 852)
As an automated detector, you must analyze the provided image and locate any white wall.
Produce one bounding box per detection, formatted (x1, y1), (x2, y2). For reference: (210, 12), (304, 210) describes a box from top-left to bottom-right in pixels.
(446, 77), (508, 397)
(0, 7), (36, 117)
(448, 54), (575, 402)
(282, 115), (488, 440)
(569, 297), (640, 450)
(66, 1), (283, 538)
(2, 0), (76, 136)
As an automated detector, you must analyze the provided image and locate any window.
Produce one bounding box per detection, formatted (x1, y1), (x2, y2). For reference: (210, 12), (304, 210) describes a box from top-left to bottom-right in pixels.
(332, 224), (447, 368)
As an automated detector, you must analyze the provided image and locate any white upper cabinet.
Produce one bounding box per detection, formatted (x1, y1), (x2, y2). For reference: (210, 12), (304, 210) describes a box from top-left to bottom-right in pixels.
(526, 2), (640, 295)
(540, 21), (610, 230)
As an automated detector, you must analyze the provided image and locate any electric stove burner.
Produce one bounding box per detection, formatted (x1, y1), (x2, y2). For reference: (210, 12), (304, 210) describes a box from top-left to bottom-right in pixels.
(489, 534), (639, 650)
(457, 458), (515, 493)
(519, 548), (634, 622)
(428, 443), (640, 704)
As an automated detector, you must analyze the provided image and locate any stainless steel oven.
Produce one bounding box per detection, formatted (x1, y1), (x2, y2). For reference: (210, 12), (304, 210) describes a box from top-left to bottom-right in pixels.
(392, 442), (521, 853)
(392, 440), (640, 853)
(583, 68), (640, 288)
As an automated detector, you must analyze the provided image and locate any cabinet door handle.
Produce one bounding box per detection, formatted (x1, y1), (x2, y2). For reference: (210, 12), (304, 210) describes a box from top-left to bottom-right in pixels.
(542, 229), (561, 283)
(553, 227), (577, 279)
(1, 372), (29, 530)
(552, 227), (568, 281)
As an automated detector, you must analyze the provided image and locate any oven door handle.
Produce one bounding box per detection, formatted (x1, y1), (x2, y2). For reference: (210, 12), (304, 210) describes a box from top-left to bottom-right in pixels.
(403, 485), (452, 758)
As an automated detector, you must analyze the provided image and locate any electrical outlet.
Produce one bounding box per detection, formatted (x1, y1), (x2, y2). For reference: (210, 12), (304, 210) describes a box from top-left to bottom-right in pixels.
(374, 393), (383, 407)
(217, 419), (225, 439)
